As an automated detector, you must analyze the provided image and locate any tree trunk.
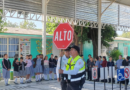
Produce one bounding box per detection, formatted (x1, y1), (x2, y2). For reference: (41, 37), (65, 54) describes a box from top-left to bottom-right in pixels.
(74, 32), (78, 45)
(90, 28), (98, 58)
(80, 42), (83, 55)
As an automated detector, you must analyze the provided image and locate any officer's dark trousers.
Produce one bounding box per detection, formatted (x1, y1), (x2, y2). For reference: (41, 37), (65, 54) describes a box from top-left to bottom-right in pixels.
(67, 78), (85, 90)
(87, 67), (89, 79)
(60, 80), (67, 90)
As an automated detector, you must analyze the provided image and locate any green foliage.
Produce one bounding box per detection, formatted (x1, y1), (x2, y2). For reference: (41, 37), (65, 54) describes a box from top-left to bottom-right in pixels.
(19, 20), (36, 29)
(5, 21), (18, 28)
(107, 49), (122, 61)
(119, 32), (130, 38)
(0, 10), (7, 33)
(101, 25), (117, 47)
(75, 23), (90, 44)
(46, 17), (59, 34)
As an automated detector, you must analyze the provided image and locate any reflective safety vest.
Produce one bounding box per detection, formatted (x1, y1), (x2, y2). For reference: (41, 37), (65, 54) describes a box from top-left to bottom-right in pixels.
(66, 55), (85, 82)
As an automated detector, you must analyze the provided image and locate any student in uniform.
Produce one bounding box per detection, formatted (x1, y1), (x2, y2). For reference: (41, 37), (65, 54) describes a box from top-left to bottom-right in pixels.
(29, 54), (35, 82)
(43, 56), (49, 81)
(34, 54), (42, 82)
(13, 58), (20, 84)
(19, 57), (27, 84)
(25, 55), (32, 83)
(54, 56), (58, 80)
(49, 54), (55, 80)
(2, 54), (11, 86)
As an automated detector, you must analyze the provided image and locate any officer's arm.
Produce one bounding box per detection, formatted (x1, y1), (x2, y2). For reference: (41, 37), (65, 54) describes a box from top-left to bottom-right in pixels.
(56, 57), (61, 78)
(63, 59), (84, 75)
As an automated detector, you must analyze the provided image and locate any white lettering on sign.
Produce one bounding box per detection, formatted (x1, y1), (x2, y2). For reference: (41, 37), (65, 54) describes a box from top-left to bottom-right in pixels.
(67, 31), (71, 41)
(54, 31), (72, 41)
(55, 32), (58, 41)
(64, 31), (67, 40)
(59, 31), (63, 41)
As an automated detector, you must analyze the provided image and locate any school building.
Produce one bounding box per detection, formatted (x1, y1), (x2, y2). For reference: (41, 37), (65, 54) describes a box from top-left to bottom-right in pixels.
(0, 27), (129, 69)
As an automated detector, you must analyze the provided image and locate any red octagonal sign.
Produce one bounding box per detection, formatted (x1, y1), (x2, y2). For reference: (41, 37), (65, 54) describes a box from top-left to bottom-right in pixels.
(53, 23), (74, 49)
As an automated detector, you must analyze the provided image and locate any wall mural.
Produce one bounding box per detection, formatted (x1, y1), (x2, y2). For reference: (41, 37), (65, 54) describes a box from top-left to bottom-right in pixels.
(36, 39), (52, 55)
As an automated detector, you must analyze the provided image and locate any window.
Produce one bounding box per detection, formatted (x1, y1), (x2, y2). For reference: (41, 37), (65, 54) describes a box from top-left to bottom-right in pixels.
(0, 38), (7, 58)
(124, 47), (128, 58)
(9, 38), (19, 58)
(0, 38), (19, 58)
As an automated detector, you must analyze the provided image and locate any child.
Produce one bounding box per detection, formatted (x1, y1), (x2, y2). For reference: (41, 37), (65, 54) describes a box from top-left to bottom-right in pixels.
(49, 54), (55, 80)
(29, 54), (35, 82)
(54, 56), (58, 80)
(43, 56), (49, 81)
(25, 55), (32, 83)
(13, 58), (20, 84)
(34, 55), (42, 82)
(2, 54), (11, 86)
(19, 57), (27, 84)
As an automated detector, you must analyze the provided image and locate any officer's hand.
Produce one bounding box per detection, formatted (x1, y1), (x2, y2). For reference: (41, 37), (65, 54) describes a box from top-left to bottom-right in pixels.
(59, 69), (63, 74)
(57, 78), (61, 82)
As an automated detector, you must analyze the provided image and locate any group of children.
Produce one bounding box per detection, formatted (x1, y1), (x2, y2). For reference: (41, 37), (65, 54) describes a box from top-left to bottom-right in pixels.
(2, 54), (58, 86)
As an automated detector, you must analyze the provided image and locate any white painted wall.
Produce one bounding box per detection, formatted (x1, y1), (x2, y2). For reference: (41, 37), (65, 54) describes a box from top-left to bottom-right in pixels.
(52, 43), (60, 57)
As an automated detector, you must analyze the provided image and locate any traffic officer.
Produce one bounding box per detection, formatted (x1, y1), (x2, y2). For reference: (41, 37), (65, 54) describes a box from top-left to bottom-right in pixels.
(59, 45), (85, 90)
(56, 47), (71, 90)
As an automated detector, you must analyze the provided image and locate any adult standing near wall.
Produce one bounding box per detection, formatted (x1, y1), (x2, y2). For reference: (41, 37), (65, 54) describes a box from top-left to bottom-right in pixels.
(116, 55), (123, 69)
(59, 45), (85, 90)
(87, 54), (91, 80)
(56, 47), (70, 90)
(107, 57), (115, 83)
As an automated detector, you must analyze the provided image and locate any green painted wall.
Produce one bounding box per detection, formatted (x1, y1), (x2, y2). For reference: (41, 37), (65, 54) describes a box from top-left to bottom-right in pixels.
(83, 41), (93, 62)
(31, 38), (53, 59)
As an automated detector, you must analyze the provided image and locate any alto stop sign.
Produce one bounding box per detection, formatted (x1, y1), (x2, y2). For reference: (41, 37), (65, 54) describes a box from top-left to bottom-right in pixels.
(53, 23), (74, 49)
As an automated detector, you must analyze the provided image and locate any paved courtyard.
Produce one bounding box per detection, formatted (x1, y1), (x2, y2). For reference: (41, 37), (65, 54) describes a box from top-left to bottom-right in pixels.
(0, 79), (129, 90)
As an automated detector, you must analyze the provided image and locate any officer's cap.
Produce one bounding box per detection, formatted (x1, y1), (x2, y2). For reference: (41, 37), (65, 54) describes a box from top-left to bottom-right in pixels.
(71, 45), (80, 54)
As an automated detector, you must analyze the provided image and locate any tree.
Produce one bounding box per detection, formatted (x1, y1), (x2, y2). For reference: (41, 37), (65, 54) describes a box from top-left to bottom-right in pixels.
(119, 32), (130, 38)
(46, 17), (58, 34)
(87, 25), (117, 58)
(107, 49), (122, 61)
(74, 25), (90, 55)
(5, 21), (18, 28)
(0, 10), (7, 33)
(19, 20), (36, 29)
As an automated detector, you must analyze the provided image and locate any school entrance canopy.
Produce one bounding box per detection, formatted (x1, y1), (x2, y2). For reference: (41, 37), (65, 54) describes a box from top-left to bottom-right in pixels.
(0, 0), (130, 56)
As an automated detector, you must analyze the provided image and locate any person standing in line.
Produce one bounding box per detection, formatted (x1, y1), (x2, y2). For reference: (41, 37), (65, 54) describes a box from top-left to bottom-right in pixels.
(116, 55), (123, 69)
(19, 57), (27, 84)
(13, 58), (20, 84)
(2, 54), (11, 86)
(59, 45), (85, 90)
(94, 56), (100, 82)
(25, 55), (32, 83)
(34, 54), (42, 82)
(54, 56), (58, 80)
(49, 54), (55, 80)
(101, 56), (107, 82)
(107, 57), (115, 83)
(122, 56), (129, 85)
(56, 47), (70, 90)
(43, 56), (50, 81)
(29, 55), (34, 82)
(87, 54), (91, 80)
(88, 57), (95, 81)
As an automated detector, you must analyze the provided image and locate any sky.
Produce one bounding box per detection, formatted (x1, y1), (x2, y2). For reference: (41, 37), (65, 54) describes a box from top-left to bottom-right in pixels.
(6, 17), (123, 36)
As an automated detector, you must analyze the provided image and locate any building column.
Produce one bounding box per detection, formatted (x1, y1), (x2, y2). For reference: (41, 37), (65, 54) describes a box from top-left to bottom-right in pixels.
(42, 0), (47, 55)
(98, 0), (102, 56)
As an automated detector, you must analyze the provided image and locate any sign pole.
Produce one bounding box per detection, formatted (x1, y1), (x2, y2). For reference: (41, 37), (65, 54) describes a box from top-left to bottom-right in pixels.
(111, 66), (113, 90)
(94, 80), (95, 90)
(125, 79), (127, 90)
(104, 67), (106, 90)
(120, 81), (121, 90)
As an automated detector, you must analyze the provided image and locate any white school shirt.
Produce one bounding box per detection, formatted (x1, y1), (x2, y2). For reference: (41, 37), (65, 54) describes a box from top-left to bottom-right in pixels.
(56, 55), (69, 78)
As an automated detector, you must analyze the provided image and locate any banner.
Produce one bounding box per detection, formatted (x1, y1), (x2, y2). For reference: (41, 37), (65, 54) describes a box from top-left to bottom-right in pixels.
(108, 66), (115, 78)
(100, 67), (108, 80)
(92, 67), (98, 80)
